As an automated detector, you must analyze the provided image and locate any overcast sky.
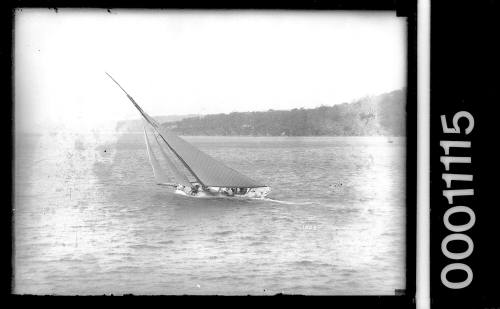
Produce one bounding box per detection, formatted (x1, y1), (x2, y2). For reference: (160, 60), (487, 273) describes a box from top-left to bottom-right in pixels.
(15, 9), (406, 133)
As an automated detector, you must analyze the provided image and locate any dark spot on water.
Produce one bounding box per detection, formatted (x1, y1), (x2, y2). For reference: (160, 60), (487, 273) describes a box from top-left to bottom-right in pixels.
(208, 238), (227, 244)
(129, 244), (160, 250)
(158, 240), (174, 245)
(292, 260), (317, 267)
(240, 235), (257, 241)
(213, 230), (233, 236)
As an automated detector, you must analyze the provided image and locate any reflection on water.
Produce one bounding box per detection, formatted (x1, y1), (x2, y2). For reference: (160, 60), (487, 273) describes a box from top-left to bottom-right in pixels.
(14, 133), (405, 295)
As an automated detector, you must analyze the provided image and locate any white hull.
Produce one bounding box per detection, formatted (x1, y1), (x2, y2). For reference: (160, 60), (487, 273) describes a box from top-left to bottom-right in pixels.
(174, 185), (271, 199)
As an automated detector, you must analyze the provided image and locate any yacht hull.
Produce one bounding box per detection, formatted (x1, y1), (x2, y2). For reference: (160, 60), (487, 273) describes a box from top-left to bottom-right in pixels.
(174, 185), (271, 199)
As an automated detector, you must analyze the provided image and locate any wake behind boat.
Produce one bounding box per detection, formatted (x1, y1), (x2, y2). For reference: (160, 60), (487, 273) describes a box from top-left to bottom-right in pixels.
(106, 73), (271, 199)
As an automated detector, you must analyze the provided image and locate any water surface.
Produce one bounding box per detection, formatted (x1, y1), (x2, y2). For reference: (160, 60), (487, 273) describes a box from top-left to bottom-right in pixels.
(14, 133), (406, 295)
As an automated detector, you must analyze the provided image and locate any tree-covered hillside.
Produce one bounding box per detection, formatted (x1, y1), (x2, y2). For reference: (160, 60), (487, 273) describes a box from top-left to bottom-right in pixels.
(115, 114), (199, 132)
(161, 89), (406, 136)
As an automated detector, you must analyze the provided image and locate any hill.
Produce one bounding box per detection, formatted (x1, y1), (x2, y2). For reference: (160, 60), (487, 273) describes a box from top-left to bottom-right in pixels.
(161, 89), (406, 136)
(115, 114), (200, 133)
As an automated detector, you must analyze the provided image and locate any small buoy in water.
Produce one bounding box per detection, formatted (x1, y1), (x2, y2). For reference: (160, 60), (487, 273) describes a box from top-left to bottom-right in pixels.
(196, 284), (201, 288)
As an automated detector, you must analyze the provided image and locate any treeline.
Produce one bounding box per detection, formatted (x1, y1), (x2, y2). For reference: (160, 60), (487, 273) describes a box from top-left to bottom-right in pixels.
(115, 114), (199, 132)
(161, 89), (406, 136)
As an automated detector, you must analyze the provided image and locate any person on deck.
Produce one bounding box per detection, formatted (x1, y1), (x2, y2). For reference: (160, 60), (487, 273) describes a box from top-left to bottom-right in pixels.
(191, 184), (200, 195)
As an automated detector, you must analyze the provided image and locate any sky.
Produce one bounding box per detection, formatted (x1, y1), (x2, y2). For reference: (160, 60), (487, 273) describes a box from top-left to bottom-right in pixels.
(15, 9), (406, 133)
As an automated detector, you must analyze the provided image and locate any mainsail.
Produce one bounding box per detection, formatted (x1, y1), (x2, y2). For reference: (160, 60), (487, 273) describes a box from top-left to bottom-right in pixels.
(107, 73), (266, 189)
(156, 127), (265, 188)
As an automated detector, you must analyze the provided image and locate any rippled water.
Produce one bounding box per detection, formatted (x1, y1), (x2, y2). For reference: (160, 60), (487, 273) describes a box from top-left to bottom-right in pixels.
(14, 133), (406, 295)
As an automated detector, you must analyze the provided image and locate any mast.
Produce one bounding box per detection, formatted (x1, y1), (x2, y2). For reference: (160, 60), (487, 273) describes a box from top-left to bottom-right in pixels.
(106, 72), (206, 187)
(106, 72), (159, 128)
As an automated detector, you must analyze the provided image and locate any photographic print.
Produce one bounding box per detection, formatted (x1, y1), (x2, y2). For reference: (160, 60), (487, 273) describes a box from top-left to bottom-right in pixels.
(13, 8), (409, 296)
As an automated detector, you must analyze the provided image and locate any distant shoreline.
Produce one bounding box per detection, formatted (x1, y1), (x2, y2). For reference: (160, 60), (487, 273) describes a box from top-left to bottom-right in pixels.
(17, 132), (406, 138)
(117, 133), (406, 138)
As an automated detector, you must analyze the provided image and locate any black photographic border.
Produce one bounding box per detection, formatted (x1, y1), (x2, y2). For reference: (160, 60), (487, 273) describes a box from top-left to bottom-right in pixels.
(430, 1), (500, 308)
(3, 1), (417, 306)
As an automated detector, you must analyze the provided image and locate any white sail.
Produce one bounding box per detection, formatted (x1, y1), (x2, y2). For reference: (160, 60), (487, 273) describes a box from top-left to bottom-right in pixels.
(152, 130), (192, 188)
(143, 127), (171, 185)
(157, 127), (266, 188)
(107, 72), (267, 189)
